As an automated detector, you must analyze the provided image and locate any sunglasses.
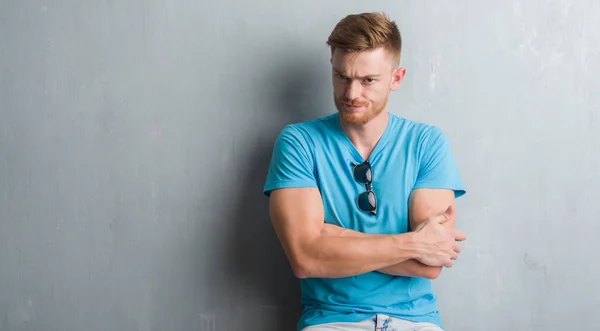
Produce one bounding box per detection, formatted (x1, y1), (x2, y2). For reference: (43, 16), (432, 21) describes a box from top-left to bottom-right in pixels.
(352, 160), (377, 215)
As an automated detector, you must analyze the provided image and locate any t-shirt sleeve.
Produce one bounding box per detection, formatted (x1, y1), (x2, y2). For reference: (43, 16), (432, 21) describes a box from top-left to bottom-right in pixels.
(263, 125), (318, 197)
(413, 126), (466, 198)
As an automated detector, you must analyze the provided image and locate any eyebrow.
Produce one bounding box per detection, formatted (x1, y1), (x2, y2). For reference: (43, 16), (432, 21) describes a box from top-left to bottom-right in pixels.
(332, 68), (380, 79)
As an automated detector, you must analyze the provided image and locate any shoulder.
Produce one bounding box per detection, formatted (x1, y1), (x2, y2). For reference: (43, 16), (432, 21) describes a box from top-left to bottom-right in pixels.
(275, 113), (338, 146)
(389, 114), (447, 143)
(287, 113), (337, 133)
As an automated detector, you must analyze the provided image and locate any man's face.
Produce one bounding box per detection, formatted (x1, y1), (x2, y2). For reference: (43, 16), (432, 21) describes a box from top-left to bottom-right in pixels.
(331, 48), (405, 125)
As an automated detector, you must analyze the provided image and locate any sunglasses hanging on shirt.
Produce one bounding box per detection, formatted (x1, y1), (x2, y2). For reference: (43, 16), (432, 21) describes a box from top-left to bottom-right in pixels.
(352, 160), (377, 215)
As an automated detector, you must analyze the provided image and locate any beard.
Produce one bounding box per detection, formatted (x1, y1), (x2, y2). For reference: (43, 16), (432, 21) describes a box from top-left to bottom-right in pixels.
(334, 93), (388, 125)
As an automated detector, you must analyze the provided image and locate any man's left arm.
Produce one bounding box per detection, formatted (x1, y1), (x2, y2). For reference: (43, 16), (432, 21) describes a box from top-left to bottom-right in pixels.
(376, 188), (458, 279)
(321, 192), (455, 279)
(379, 126), (466, 278)
(320, 188), (457, 279)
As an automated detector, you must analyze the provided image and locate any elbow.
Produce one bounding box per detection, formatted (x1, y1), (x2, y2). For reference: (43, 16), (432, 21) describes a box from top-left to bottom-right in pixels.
(291, 259), (314, 279)
(287, 237), (329, 279)
(293, 268), (310, 279)
(423, 267), (442, 280)
(288, 241), (322, 279)
(290, 248), (323, 279)
(287, 248), (315, 279)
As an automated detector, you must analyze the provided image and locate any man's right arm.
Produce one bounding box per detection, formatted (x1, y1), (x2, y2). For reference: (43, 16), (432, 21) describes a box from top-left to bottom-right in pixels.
(268, 187), (464, 279)
(320, 223), (447, 280)
(269, 187), (418, 279)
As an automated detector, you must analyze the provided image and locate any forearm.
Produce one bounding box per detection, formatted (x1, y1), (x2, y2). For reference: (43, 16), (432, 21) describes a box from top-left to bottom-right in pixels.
(321, 224), (438, 278)
(377, 260), (441, 279)
(296, 228), (418, 279)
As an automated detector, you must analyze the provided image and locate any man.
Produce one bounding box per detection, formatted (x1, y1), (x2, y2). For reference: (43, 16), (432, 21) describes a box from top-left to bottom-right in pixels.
(263, 12), (467, 331)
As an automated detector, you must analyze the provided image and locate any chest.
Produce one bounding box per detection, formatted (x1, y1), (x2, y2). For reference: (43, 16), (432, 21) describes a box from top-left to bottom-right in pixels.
(314, 144), (420, 234)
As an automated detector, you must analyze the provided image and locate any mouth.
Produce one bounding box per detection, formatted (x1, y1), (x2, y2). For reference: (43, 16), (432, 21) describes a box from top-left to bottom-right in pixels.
(344, 104), (365, 110)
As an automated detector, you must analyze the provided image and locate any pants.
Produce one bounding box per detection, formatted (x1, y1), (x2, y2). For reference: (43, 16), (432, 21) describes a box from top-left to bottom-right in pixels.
(301, 314), (443, 331)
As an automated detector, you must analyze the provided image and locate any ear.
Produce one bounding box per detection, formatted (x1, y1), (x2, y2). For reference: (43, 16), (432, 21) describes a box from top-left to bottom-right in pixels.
(390, 67), (406, 91)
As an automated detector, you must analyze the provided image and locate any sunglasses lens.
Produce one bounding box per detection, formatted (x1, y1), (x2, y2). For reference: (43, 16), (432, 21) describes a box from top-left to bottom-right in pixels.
(357, 191), (376, 213)
(353, 163), (372, 184)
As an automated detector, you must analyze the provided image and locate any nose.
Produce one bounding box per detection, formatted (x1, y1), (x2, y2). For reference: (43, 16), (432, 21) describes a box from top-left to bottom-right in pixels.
(344, 80), (362, 101)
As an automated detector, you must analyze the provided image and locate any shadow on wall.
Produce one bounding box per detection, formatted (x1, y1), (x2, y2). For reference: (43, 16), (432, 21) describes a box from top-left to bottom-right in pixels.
(222, 49), (330, 330)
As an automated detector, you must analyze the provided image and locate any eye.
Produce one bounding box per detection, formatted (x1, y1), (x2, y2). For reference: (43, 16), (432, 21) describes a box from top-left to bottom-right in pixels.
(335, 74), (347, 81)
(364, 78), (376, 84)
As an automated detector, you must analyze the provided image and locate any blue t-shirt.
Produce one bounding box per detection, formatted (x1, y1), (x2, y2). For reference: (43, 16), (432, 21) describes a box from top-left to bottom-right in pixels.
(263, 112), (466, 331)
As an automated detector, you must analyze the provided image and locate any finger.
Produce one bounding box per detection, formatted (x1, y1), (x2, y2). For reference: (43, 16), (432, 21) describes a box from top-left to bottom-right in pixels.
(453, 243), (462, 254)
(444, 260), (453, 268)
(433, 205), (453, 224)
(453, 229), (467, 241)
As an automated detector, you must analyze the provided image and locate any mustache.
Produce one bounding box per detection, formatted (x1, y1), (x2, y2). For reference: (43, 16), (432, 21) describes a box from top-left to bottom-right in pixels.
(339, 98), (368, 107)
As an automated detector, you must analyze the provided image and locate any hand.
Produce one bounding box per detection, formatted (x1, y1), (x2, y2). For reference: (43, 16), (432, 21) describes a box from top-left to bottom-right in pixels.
(411, 206), (467, 268)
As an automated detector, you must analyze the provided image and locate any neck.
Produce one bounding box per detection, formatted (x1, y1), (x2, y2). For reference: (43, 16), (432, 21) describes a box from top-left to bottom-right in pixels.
(339, 111), (390, 160)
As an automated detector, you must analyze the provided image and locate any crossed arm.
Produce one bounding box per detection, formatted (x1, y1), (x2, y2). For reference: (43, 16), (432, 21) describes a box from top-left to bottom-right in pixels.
(320, 188), (457, 279)
(268, 186), (463, 280)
